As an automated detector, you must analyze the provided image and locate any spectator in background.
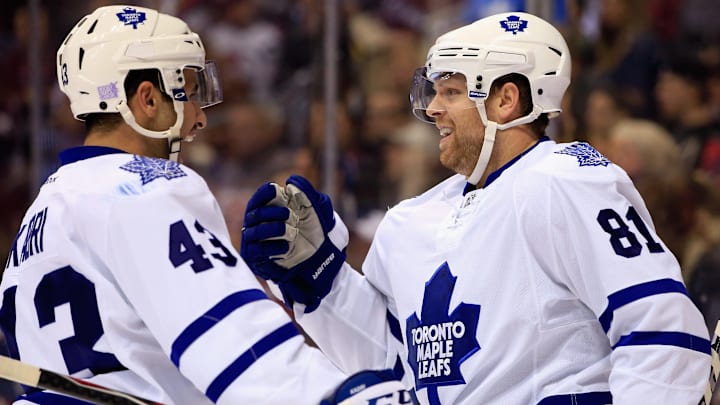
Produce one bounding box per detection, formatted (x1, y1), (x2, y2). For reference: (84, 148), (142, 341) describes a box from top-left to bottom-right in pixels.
(185, 100), (291, 191)
(604, 118), (694, 270)
(576, 0), (662, 118)
(685, 172), (720, 335)
(204, 0), (282, 103)
(655, 53), (720, 186)
(581, 83), (628, 154)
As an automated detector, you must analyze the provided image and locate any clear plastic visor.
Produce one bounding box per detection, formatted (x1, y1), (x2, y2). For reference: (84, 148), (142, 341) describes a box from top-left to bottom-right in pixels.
(410, 67), (478, 124)
(184, 60), (223, 108)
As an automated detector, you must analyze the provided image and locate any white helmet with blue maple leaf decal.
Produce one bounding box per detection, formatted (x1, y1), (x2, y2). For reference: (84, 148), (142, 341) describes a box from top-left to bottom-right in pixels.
(56, 5), (222, 161)
(410, 12), (571, 184)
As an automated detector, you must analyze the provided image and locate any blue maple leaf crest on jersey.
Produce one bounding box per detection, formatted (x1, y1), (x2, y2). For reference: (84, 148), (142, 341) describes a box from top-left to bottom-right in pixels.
(500, 15), (528, 35)
(120, 156), (187, 185)
(116, 7), (147, 29)
(406, 263), (480, 398)
(555, 143), (611, 167)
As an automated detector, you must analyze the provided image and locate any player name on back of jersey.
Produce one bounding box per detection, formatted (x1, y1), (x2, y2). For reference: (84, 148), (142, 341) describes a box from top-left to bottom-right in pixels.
(6, 206), (49, 269)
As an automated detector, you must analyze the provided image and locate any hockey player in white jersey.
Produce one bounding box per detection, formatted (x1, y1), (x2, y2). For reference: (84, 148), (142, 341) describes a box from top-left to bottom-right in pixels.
(241, 12), (712, 405)
(0, 5), (413, 405)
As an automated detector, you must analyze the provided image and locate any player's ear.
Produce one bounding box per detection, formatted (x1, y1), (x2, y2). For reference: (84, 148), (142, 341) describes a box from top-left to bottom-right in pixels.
(131, 81), (161, 118)
(495, 82), (521, 123)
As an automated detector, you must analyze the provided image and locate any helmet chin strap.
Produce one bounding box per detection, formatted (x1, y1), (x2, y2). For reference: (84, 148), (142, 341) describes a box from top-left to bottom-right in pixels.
(466, 102), (543, 186)
(117, 99), (185, 162)
(466, 120), (497, 186)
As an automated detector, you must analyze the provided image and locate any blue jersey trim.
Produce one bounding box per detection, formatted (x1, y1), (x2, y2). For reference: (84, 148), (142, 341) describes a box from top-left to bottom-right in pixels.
(483, 136), (550, 188)
(537, 391), (612, 404)
(19, 391), (96, 404)
(392, 355), (405, 380)
(205, 322), (300, 402)
(170, 289), (267, 367)
(59, 146), (128, 166)
(613, 331), (711, 354)
(0, 287), (19, 360)
(598, 278), (688, 333)
(387, 309), (403, 342)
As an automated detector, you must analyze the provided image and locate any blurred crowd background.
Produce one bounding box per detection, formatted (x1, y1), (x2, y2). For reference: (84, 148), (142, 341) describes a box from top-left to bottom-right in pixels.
(1, 0), (720, 401)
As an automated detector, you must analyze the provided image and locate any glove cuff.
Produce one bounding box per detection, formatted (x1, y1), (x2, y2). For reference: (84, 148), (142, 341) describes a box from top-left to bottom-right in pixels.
(278, 238), (346, 313)
(321, 369), (416, 405)
(327, 211), (349, 251)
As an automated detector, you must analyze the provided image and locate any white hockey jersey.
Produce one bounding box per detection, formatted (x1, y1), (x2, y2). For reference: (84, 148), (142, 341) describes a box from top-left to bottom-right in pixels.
(295, 139), (711, 405)
(0, 146), (345, 404)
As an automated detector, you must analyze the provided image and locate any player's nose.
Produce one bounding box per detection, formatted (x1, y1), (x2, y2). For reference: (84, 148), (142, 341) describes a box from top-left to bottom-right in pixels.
(426, 96), (445, 119)
(195, 103), (207, 130)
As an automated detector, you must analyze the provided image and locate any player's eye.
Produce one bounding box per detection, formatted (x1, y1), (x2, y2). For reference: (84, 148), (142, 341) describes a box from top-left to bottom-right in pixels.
(187, 84), (200, 101)
(437, 87), (462, 98)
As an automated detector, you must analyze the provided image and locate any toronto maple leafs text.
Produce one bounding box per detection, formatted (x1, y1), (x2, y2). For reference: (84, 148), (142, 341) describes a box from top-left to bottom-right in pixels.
(411, 321), (466, 379)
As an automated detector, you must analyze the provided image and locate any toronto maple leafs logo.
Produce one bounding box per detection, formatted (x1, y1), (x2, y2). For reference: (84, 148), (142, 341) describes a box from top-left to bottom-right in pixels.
(116, 7), (147, 29)
(555, 143), (611, 167)
(500, 15), (528, 35)
(406, 263), (480, 399)
(120, 156), (187, 185)
(97, 82), (118, 100)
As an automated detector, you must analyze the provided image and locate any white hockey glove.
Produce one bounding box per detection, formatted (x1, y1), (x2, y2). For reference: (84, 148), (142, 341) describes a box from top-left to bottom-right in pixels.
(241, 175), (348, 312)
(321, 370), (417, 405)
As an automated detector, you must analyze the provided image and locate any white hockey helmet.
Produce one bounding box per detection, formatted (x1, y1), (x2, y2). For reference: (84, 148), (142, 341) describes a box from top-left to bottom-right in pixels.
(56, 5), (222, 160)
(409, 12), (571, 184)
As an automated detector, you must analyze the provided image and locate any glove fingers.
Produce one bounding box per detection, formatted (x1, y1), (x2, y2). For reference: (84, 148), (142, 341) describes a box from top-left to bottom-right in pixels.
(244, 206), (290, 228)
(251, 259), (290, 281)
(243, 239), (290, 261)
(243, 221), (295, 242)
(246, 183), (287, 211)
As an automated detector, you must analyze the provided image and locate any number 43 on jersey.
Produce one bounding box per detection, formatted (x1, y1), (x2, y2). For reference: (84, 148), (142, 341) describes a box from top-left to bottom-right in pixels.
(169, 219), (238, 272)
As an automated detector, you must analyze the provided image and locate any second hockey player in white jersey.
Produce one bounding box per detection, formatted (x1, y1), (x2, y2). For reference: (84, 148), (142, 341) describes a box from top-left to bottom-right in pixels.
(241, 12), (712, 405)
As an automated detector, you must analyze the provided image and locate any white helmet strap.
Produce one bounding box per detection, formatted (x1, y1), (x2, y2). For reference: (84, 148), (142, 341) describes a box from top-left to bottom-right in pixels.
(117, 98), (185, 162)
(467, 119), (496, 185)
(466, 102), (544, 186)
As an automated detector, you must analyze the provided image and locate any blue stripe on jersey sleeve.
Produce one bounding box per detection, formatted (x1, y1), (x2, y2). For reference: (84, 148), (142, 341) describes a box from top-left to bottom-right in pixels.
(386, 309), (403, 342)
(612, 331), (711, 354)
(205, 322), (300, 402)
(598, 278), (688, 333)
(171, 289), (267, 367)
(537, 391), (612, 404)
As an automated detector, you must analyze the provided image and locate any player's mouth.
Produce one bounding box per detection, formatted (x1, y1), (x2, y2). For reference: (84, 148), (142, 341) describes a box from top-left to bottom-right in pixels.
(183, 126), (200, 142)
(438, 127), (453, 150)
(439, 127), (453, 138)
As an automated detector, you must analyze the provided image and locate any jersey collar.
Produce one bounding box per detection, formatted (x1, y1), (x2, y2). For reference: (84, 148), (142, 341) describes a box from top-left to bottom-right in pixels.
(463, 136), (551, 195)
(59, 146), (128, 166)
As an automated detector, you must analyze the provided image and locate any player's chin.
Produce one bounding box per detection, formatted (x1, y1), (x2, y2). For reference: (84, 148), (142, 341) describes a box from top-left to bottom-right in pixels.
(438, 152), (456, 172)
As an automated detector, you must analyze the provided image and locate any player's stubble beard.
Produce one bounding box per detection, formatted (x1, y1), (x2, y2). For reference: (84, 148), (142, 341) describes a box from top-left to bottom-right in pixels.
(438, 109), (485, 178)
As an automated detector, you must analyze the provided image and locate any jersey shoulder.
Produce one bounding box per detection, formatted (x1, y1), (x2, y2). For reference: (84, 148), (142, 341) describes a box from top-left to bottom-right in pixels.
(391, 174), (465, 211)
(47, 153), (210, 199)
(530, 141), (626, 182)
(509, 141), (644, 219)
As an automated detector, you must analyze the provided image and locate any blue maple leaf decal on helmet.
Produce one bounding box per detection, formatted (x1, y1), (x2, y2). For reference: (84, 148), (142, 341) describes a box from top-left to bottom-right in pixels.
(406, 263), (481, 400)
(500, 15), (528, 35)
(555, 143), (611, 167)
(120, 155), (187, 185)
(116, 7), (147, 29)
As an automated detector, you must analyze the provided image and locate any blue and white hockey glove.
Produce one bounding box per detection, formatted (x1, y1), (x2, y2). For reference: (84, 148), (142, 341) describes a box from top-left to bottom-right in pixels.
(241, 175), (348, 312)
(321, 370), (417, 405)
